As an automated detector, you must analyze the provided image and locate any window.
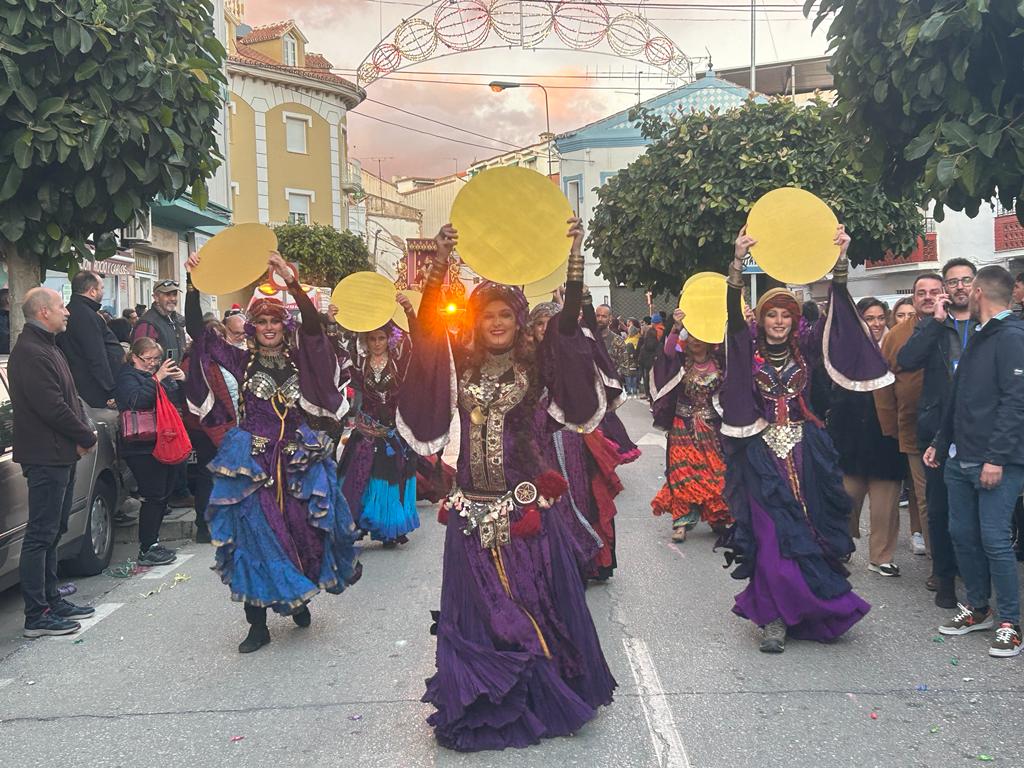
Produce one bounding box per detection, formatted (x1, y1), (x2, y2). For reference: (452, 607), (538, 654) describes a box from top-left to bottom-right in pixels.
(285, 116), (308, 154)
(288, 192), (311, 225)
(566, 179), (581, 215)
(283, 33), (298, 67)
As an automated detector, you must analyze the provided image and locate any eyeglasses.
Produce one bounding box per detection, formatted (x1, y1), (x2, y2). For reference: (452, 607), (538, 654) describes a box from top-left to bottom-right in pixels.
(135, 354), (161, 363)
(944, 276), (974, 288)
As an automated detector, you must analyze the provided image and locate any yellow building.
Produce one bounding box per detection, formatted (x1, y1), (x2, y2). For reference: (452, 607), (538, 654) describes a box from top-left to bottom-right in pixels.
(224, 2), (364, 232)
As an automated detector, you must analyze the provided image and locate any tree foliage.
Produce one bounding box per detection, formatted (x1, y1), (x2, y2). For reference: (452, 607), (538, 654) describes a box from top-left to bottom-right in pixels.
(0, 0), (226, 271)
(274, 224), (372, 287)
(588, 98), (924, 295)
(808, 0), (1024, 222)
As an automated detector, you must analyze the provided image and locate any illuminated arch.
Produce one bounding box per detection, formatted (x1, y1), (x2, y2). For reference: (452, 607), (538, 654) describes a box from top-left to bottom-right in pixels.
(357, 0), (693, 87)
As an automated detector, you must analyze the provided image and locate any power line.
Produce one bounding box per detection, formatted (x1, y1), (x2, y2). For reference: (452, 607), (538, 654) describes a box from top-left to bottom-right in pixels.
(349, 110), (518, 151)
(364, 97), (521, 148)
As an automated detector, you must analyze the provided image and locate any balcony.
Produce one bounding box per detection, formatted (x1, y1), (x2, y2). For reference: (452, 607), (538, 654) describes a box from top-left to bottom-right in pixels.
(342, 160), (363, 195)
(995, 212), (1024, 252)
(867, 232), (938, 270)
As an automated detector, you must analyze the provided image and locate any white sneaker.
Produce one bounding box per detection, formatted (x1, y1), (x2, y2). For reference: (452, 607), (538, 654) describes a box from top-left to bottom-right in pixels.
(910, 532), (926, 556)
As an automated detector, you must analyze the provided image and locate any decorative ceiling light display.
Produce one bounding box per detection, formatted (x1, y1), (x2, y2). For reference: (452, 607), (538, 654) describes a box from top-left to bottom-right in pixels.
(356, 0), (691, 86)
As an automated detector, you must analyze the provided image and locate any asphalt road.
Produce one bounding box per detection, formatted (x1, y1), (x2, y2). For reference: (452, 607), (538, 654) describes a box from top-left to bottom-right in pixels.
(1, 399), (1022, 768)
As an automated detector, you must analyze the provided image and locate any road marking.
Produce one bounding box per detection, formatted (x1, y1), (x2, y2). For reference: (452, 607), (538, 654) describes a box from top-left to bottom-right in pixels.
(636, 432), (666, 446)
(0, 678), (13, 691)
(52, 603), (123, 640)
(623, 637), (691, 768)
(140, 553), (195, 579)
(664, 542), (686, 560)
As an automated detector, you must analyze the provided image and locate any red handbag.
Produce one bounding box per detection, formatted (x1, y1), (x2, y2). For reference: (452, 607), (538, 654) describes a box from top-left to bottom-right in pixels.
(153, 383), (192, 465)
(120, 384), (157, 444)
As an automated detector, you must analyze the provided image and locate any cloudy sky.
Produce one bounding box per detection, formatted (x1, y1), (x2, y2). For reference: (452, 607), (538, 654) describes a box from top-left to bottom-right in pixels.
(245, 0), (830, 180)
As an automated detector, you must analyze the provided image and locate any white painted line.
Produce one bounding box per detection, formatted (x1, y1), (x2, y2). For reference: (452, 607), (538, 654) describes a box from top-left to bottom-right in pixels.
(0, 678), (14, 691)
(51, 603), (123, 640)
(636, 432), (666, 446)
(140, 553), (195, 579)
(664, 542), (686, 560)
(623, 637), (691, 768)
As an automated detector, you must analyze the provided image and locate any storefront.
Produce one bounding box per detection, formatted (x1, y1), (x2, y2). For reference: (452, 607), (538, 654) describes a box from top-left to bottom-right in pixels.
(42, 252), (136, 317)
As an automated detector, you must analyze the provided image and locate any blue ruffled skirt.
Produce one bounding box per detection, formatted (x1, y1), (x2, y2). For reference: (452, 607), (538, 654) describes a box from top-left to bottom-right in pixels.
(360, 475), (420, 541)
(207, 426), (361, 614)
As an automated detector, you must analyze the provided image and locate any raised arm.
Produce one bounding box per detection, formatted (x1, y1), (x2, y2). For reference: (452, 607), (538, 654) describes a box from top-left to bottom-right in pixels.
(557, 217), (585, 335)
(269, 252), (319, 335)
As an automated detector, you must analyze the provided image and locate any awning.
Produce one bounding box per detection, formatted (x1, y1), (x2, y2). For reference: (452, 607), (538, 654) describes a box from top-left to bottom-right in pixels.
(151, 196), (232, 232)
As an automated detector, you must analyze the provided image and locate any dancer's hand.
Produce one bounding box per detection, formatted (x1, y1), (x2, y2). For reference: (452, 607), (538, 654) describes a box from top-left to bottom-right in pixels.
(567, 217), (584, 255)
(435, 225), (458, 261)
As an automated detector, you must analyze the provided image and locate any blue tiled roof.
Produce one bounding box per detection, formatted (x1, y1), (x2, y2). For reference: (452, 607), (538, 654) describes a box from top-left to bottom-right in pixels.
(555, 73), (764, 153)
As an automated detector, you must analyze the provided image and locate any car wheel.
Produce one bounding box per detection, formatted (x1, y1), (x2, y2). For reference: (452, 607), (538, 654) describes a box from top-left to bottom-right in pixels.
(70, 478), (115, 576)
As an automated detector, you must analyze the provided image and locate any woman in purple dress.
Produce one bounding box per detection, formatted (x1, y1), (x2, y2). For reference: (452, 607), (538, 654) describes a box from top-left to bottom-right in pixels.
(183, 252), (360, 654)
(721, 226), (892, 654)
(339, 306), (420, 548)
(398, 221), (617, 751)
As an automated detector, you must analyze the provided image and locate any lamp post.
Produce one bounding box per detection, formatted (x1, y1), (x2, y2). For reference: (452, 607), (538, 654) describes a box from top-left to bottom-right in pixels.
(488, 80), (553, 178)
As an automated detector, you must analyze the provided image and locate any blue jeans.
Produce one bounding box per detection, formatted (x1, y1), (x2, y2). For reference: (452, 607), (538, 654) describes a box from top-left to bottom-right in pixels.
(944, 460), (1024, 624)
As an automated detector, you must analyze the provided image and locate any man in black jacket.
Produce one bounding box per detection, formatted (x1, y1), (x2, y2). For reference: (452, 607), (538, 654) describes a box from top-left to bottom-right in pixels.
(131, 279), (187, 364)
(897, 257), (977, 608)
(57, 270), (124, 409)
(9, 288), (97, 637)
(925, 266), (1024, 658)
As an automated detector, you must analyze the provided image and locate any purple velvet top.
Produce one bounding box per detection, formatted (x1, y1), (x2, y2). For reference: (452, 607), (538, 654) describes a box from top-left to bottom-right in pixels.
(397, 281), (622, 495)
(719, 281), (893, 437)
(351, 337), (412, 429)
(184, 285), (348, 434)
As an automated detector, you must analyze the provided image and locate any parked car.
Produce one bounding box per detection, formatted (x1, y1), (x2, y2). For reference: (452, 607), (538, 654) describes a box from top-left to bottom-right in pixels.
(0, 355), (124, 591)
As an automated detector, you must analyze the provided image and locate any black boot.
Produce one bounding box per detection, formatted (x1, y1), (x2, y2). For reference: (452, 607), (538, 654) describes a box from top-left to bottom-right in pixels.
(195, 523), (212, 545)
(292, 604), (311, 628)
(934, 578), (958, 610)
(759, 619), (786, 654)
(239, 604), (270, 653)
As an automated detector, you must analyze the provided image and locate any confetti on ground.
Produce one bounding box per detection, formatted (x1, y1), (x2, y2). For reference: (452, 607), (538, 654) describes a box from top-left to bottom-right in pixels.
(932, 636), (946, 643)
(869, 712), (878, 720)
(171, 573), (191, 587)
(978, 755), (994, 762)
(105, 559), (152, 579)
(916, 684), (928, 692)
(930, 726), (940, 734)
(348, 714), (363, 721)
(72, 639), (84, 645)
(950, 657), (959, 666)
(230, 736), (245, 743)
(963, 677), (975, 682)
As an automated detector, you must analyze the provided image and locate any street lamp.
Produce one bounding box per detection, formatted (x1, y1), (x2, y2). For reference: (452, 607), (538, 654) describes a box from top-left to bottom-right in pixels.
(488, 80), (553, 178)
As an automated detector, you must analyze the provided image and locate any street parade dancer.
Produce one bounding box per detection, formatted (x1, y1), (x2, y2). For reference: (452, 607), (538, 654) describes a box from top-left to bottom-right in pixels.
(338, 299), (420, 548)
(397, 220), (617, 751)
(529, 300), (622, 582)
(184, 251), (360, 654)
(650, 307), (732, 543)
(720, 226), (890, 654)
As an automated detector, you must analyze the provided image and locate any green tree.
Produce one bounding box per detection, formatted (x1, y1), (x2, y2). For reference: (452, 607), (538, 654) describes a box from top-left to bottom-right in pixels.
(807, 0), (1024, 222)
(0, 0), (226, 338)
(588, 98), (924, 295)
(273, 223), (371, 287)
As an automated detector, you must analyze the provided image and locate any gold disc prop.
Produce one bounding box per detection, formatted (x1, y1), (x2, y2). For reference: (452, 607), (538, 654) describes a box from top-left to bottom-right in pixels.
(679, 272), (729, 344)
(523, 257), (569, 299)
(746, 187), (840, 285)
(391, 289), (423, 332)
(450, 167), (575, 285)
(332, 272), (399, 332)
(190, 224), (278, 295)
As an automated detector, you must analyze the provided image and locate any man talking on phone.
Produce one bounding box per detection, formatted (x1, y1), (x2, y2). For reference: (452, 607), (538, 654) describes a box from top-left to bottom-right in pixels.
(897, 257), (977, 610)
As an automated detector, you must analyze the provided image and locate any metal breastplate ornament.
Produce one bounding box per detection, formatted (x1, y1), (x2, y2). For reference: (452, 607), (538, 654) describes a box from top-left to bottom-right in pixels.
(245, 370), (300, 407)
(459, 352), (528, 492)
(755, 358), (807, 459)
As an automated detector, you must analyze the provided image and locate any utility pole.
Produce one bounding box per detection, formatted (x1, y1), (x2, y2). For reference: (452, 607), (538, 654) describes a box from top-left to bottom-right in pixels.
(750, 0), (757, 92)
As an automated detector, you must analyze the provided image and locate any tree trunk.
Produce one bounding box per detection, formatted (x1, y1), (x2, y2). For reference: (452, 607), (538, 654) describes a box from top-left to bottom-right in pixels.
(2, 238), (41, 348)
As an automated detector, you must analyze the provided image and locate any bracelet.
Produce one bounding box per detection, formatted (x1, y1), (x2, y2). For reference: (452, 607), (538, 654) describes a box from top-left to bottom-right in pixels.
(727, 259), (744, 288)
(567, 251), (584, 282)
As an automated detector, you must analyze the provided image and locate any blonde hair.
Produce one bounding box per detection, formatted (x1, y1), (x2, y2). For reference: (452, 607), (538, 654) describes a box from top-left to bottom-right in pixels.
(127, 336), (163, 365)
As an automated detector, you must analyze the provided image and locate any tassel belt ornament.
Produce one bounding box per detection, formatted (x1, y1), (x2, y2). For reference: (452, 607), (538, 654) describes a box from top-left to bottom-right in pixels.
(445, 481), (554, 549)
(676, 402), (717, 421)
(762, 421), (804, 459)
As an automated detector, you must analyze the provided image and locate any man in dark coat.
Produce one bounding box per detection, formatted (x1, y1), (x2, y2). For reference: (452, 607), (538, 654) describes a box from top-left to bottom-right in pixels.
(131, 279), (187, 364)
(9, 287), (97, 637)
(57, 270), (124, 409)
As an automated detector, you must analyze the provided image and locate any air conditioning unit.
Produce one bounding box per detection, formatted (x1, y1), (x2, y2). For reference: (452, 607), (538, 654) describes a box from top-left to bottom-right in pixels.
(120, 208), (152, 245)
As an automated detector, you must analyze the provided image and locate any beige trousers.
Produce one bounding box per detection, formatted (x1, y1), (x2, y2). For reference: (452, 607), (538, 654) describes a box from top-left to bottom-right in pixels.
(905, 452), (930, 553)
(845, 475), (901, 565)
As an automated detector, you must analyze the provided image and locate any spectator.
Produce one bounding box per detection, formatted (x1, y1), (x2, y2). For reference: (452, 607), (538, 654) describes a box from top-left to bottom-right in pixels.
(829, 298), (904, 577)
(623, 320), (641, 396)
(9, 287), (97, 637)
(115, 337), (185, 565)
(1014, 273), (1024, 316)
(927, 266), (1024, 658)
(132, 280), (192, 508)
(134, 303), (147, 319)
(0, 287), (10, 354)
(107, 317), (133, 347)
(122, 307), (138, 326)
(57, 270), (124, 409)
(132, 281), (187, 364)
(223, 309), (247, 349)
(595, 303), (629, 376)
(876, 276), (942, 571)
(638, 312), (664, 398)
(898, 258), (978, 609)
(892, 296), (916, 325)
